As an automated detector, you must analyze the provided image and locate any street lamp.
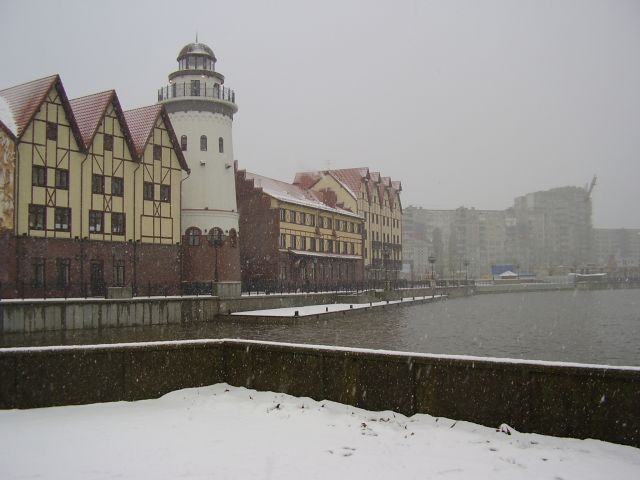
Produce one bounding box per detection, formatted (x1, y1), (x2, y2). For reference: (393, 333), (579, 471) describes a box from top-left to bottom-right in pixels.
(383, 244), (391, 291)
(428, 255), (436, 281)
(209, 228), (226, 283)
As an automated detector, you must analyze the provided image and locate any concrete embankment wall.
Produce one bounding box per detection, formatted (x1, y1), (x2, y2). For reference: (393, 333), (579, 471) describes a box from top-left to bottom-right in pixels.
(475, 283), (574, 294)
(1, 339), (638, 448)
(0, 289), (468, 335)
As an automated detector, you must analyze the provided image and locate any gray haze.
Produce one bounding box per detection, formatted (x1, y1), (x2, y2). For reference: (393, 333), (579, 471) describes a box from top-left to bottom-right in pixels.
(2, 0), (639, 228)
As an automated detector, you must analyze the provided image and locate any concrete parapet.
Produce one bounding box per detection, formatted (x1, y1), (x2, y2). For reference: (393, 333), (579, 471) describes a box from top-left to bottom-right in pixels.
(0, 339), (638, 448)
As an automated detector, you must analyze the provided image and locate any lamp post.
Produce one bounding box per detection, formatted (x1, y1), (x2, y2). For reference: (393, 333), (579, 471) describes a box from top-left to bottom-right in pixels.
(209, 228), (226, 284)
(428, 255), (436, 282)
(383, 245), (391, 291)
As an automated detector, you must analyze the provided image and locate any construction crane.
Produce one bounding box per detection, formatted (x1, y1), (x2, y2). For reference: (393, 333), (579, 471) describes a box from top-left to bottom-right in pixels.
(586, 175), (597, 200)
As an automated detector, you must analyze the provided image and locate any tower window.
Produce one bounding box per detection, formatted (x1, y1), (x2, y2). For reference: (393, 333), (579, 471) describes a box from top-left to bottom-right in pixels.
(191, 80), (200, 96)
(181, 135), (187, 151)
(186, 227), (201, 246)
(218, 137), (224, 153)
(153, 145), (162, 160)
(200, 135), (207, 151)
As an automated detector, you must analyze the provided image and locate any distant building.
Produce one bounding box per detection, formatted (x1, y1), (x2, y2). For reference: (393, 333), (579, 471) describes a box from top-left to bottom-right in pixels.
(403, 206), (507, 280)
(592, 228), (640, 271)
(294, 168), (402, 281)
(508, 186), (593, 273)
(236, 169), (364, 288)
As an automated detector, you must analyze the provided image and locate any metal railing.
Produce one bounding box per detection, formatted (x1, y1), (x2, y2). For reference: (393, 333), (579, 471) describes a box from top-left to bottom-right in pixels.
(157, 82), (236, 103)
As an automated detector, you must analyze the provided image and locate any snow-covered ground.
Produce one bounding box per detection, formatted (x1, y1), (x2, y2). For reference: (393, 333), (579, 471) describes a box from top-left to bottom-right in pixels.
(233, 295), (444, 317)
(1, 384), (638, 480)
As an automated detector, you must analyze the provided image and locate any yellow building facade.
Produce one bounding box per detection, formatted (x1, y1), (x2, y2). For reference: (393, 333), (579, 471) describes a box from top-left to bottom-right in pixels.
(294, 168), (403, 281)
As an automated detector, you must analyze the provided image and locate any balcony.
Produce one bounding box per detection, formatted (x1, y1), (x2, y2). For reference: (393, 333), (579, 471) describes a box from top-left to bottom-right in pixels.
(158, 82), (236, 104)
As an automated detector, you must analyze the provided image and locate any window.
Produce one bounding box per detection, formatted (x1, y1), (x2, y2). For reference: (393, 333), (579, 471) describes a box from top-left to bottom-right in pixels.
(290, 210), (297, 224)
(310, 237), (316, 251)
(143, 182), (154, 200)
(318, 238), (324, 252)
(350, 243), (355, 255)
(153, 144), (162, 160)
(309, 215), (315, 227)
(327, 239), (333, 252)
(279, 233), (286, 248)
(191, 79), (200, 96)
(290, 234), (297, 249)
(92, 174), (104, 194)
(112, 212), (125, 235)
(55, 169), (69, 189)
(300, 236), (306, 250)
(104, 134), (113, 151)
(54, 207), (70, 231)
(279, 209), (286, 222)
(355, 224), (360, 234)
(113, 259), (125, 286)
(29, 205), (46, 230)
(327, 218), (333, 230)
(181, 135), (187, 151)
(46, 122), (57, 141)
(186, 227), (201, 246)
(300, 212), (306, 225)
(200, 135), (207, 151)
(89, 210), (104, 233)
(229, 228), (238, 247)
(56, 258), (70, 288)
(111, 177), (124, 196)
(160, 184), (171, 202)
(32, 165), (46, 186)
(32, 258), (45, 288)
(218, 137), (224, 153)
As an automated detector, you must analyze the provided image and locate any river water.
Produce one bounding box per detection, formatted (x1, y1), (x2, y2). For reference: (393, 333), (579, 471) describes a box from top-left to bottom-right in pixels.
(3, 289), (639, 366)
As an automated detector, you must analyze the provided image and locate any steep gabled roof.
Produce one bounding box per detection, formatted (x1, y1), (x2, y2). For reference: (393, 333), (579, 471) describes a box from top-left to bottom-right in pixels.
(123, 104), (189, 173)
(293, 171), (323, 190)
(70, 90), (138, 157)
(326, 167), (370, 199)
(0, 74), (84, 147)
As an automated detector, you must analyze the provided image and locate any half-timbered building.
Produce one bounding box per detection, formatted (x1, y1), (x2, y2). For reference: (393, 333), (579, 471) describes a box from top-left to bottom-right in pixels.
(0, 75), (189, 298)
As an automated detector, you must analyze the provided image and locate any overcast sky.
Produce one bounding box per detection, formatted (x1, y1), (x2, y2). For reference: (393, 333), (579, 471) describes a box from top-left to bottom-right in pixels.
(2, 0), (639, 228)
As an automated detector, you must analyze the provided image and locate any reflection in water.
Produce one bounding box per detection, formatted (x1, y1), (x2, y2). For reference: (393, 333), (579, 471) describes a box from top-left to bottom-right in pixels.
(2, 289), (638, 366)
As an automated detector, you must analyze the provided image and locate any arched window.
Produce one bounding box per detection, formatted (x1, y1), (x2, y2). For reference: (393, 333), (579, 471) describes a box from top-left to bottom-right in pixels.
(200, 135), (207, 151)
(229, 228), (238, 247)
(186, 227), (201, 246)
(218, 137), (224, 153)
(209, 227), (224, 245)
(181, 135), (187, 151)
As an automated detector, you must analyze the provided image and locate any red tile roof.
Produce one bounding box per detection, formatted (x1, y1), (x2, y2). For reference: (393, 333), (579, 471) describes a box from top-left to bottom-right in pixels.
(123, 104), (189, 173)
(0, 75), (58, 138)
(69, 90), (114, 148)
(292, 171), (322, 190)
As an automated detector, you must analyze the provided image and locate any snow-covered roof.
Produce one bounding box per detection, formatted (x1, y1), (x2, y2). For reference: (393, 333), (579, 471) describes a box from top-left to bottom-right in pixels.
(499, 270), (518, 278)
(0, 96), (18, 136)
(245, 171), (362, 219)
(288, 249), (362, 260)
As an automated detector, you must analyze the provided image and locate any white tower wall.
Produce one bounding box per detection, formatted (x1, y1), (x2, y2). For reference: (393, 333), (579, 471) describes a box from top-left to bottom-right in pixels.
(158, 42), (239, 236)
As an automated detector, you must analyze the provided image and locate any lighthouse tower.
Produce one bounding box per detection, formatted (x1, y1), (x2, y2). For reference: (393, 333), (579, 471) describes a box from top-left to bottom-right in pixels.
(158, 40), (240, 295)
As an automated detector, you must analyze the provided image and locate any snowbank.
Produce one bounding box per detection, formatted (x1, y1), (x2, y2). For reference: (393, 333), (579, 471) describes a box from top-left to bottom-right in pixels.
(0, 384), (638, 479)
